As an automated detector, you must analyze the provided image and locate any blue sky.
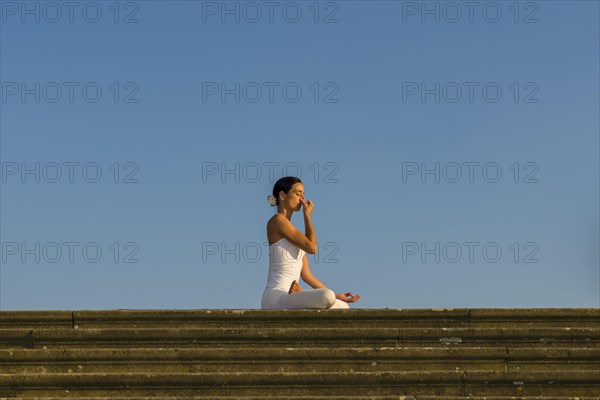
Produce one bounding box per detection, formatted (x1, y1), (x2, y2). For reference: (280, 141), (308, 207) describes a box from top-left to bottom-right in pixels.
(1, 0), (598, 310)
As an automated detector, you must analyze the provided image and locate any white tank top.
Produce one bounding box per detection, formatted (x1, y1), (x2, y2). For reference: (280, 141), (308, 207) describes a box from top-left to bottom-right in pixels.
(265, 237), (306, 291)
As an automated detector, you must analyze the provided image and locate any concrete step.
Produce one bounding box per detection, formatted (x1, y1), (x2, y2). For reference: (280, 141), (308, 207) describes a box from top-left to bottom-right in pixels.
(2, 327), (597, 349)
(0, 370), (598, 397)
(2, 397), (600, 400)
(1, 308), (598, 398)
(1, 347), (598, 373)
(1, 309), (598, 329)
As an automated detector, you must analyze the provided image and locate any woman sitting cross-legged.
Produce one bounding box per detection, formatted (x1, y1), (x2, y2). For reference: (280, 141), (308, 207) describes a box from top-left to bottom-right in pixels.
(261, 176), (361, 310)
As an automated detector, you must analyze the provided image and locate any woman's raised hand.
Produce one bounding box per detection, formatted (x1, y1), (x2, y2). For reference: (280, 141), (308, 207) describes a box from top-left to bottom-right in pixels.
(300, 199), (314, 217)
(336, 292), (360, 303)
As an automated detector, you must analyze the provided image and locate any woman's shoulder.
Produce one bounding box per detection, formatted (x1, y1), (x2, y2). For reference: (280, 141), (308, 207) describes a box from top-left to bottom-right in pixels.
(267, 214), (284, 228)
(267, 214), (286, 244)
(268, 213), (285, 222)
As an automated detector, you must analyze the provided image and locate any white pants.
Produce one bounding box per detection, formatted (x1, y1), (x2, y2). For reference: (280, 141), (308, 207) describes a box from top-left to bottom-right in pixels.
(261, 288), (350, 310)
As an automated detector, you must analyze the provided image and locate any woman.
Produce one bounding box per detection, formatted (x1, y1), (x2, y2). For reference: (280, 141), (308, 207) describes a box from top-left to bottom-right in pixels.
(261, 176), (361, 309)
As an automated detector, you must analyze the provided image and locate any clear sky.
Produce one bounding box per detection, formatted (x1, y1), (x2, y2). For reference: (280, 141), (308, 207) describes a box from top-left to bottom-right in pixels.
(1, 0), (598, 310)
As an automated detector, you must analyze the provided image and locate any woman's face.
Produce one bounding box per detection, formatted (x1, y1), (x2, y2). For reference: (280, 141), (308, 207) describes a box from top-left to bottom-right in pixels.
(281, 182), (305, 211)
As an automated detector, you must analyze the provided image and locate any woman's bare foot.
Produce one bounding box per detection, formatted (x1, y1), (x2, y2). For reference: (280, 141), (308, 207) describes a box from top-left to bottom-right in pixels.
(288, 280), (303, 294)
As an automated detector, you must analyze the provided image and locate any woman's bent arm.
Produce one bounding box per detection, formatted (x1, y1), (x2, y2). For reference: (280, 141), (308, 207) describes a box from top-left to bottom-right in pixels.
(275, 215), (317, 254)
(303, 214), (317, 252)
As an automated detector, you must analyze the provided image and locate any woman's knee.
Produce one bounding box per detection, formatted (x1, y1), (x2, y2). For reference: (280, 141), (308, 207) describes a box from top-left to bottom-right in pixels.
(323, 289), (336, 308)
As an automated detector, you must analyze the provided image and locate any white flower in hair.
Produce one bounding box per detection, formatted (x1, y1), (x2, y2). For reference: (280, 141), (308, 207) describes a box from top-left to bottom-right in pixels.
(267, 194), (277, 206)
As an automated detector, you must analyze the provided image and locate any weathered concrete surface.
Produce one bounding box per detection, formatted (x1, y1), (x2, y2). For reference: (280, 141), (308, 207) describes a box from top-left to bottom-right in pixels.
(0, 398), (599, 400)
(2, 308), (598, 327)
(0, 308), (598, 398)
(2, 347), (598, 374)
(1, 398), (599, 400)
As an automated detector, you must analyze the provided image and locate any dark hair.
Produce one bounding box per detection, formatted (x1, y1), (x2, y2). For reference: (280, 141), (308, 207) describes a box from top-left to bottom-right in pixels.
(271, 176), (302, 207)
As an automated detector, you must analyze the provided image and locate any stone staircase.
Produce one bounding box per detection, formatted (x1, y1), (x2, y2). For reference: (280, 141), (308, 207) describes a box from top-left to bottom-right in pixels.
(0, 308), (598, 399)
